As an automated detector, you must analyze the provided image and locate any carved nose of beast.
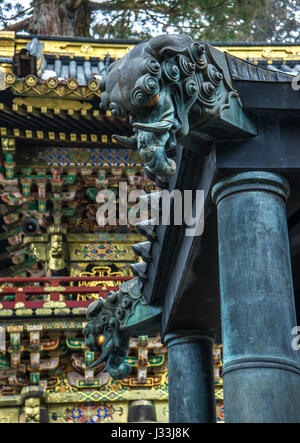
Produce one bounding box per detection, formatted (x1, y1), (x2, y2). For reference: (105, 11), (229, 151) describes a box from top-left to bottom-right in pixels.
(138, 143), (176, 178)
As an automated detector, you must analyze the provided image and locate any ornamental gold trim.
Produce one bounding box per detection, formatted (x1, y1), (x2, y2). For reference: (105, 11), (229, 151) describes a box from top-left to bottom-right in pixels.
(15, 309), (33, 316)
(5, 73), (16, 84)
(5, 73), (101, 98)
(217, 45), (300, 62)
(46, 389), (168, 403)
(44, 286), (66, 292)
(13, 96), (92, 111)
(35, 309), (53, 316)
(43, 301), (66, 308)
(25, 74), (38, 87)
(72, 308), (87, 315)
(0, 310), (13, 316)
(0, 126), (110, 146)
(54, 308), (70, 315)
(15, 37), (134, 61)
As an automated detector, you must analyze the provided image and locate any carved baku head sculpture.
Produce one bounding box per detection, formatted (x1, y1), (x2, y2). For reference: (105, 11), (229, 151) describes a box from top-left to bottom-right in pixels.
(99, 34), (229, 179)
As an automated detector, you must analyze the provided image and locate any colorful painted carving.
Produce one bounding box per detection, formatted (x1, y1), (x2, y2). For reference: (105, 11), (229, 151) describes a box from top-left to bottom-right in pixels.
(122, 335), (168, 388)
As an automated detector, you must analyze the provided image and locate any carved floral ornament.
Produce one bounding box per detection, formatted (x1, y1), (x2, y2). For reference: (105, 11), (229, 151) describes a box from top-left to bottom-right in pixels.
(99, 34), (237, 180)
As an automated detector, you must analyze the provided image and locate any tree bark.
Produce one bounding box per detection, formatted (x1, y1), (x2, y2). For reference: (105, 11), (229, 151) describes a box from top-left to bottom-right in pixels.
(27, 0), (91, 37)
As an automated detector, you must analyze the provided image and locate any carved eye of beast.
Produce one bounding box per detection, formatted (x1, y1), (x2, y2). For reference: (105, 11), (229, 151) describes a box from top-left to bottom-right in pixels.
(97, 334), (105, 347)
(97, 34), (230, 180)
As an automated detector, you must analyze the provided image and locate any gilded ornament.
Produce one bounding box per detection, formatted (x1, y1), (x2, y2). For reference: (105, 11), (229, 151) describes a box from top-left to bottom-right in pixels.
(44, 286), (66, 293)
(80, 44), (93, 54)
(16, 309), (33, 316)
(54, 308), (70, 315)
(25, 75), (38, 87)
(67, 78), (78, 90)
(47, 77), (58, 89)
(43, 301), (66, 308)
(72, 308), (87, 316)
(35, 308), (53, 316)
(0, 309), (13, 316)
(24, 398), (40, 423)
(48, 234), (68, 271)
(5, 72), (16, 84)
(88, 79), (99, 91)
(1, 137), (15, 151)
(25, 226), (68, 272)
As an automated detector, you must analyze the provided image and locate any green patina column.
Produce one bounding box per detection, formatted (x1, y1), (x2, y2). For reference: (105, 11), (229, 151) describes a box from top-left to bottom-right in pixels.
(164, 331), (216, 423)
(212, 171), (300, 423)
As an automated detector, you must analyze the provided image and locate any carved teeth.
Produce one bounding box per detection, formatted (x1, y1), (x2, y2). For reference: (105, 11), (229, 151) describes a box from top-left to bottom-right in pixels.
(133, 120), (173, 133)
(112, 134), (137, 147)
(130, 262), (148, 281)
(136, 219), (157, 241)
(129, 115), (136, 125)
(132, 241), (152, 262)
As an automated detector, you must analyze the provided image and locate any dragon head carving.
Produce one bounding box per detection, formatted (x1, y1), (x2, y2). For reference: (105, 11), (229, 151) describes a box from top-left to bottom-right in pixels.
(83, 278), (162, 380)
(99, 34), (232, 179)
(83, 285), (133, 380)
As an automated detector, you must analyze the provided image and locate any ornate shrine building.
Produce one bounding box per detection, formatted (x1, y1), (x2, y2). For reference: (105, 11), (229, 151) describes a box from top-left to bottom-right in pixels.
(0, 31), (298, 423)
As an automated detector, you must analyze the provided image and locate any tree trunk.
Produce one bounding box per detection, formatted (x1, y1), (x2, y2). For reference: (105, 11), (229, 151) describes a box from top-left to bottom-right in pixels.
(27, 0), (91, 37)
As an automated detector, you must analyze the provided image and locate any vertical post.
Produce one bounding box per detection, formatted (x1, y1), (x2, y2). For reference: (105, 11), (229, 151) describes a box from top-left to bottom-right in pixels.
(212, 171), (300, 423)
(164, 330), (216, 423)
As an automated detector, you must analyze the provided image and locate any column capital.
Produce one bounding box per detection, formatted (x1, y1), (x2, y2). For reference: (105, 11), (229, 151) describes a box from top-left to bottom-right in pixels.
(212, 171), (290, 206)
(164, 329), (215, 348)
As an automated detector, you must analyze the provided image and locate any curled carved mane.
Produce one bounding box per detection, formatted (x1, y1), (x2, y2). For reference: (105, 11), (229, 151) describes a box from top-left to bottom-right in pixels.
(99, 34), (232, 179)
